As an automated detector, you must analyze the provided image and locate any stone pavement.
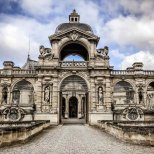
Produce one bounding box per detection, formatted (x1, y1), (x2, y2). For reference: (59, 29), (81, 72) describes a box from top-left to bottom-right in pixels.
(0, 124), (154, 154)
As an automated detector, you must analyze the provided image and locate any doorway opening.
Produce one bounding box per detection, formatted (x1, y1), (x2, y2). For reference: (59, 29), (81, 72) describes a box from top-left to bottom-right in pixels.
(69, 97), (78, 118)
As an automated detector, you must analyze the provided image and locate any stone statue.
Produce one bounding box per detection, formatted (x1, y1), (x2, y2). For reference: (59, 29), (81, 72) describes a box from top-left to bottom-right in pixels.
(44, 86), (50, 103)
(39, 45), (52, 57)
(96, 46), (109, 58)
(98, 87), (103, 105)
(147, 93), (154, 110)
(39, 45), (45, 55)
(103, 46), (109, 56)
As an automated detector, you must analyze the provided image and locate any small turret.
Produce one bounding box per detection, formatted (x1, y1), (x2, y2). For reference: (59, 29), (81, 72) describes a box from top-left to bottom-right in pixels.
(69, 9), (80, 23)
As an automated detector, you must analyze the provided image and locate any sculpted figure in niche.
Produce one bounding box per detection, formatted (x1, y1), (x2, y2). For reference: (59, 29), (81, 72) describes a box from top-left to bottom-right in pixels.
(44, 86), (50, 103)
(98, 87), (103, 105)
(147, 93), (154, 110)
(138, 87), (143, 103)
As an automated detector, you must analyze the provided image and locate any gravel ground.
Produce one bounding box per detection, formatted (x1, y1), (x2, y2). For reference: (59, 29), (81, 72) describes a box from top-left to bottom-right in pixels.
(0, 124), (154, 154)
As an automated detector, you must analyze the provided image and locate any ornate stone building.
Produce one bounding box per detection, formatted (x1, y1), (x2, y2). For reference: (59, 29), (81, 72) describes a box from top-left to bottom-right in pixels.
(0, 10), (154, 124)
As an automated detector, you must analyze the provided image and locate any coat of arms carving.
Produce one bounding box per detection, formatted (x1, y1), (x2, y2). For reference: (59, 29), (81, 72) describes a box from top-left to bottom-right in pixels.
(70, 31), (79, 41)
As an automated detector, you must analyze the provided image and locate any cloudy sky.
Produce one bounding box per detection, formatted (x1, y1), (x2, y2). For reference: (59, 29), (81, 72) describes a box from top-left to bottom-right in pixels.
(0, 0), (154, 69)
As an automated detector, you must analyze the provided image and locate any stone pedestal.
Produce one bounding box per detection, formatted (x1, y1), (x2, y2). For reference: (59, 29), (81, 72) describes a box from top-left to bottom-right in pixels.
(96, 104), (106, 112)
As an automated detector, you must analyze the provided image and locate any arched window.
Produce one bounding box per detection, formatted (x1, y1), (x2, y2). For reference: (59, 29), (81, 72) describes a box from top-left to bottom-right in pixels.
(60, 43), (89, 61)
(113, 81), (134, 104)
(147, 82), (154, 110)
(12, 80), (34, 104)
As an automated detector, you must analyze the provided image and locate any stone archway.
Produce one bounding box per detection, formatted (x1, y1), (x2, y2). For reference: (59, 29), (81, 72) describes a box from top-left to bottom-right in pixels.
(113, 81), (134, 104)
(59, 42), (89, 61)
(12, 79), (34, 105)
(147, 81), (154, 110)
(59, 75), (88, 123)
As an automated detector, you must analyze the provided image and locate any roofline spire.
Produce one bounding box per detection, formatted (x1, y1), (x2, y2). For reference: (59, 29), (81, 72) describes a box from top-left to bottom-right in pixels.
(27, 35), (31, 61)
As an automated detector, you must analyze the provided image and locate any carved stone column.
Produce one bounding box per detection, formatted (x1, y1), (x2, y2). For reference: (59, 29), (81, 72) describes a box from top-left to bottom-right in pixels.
(65, 95), (69, 118)
(78, 94), (82, 118)
(105, 78), (112, 111)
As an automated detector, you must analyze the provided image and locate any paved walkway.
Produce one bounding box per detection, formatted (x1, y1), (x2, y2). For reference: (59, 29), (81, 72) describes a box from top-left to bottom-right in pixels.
(0, 124), (154, 154)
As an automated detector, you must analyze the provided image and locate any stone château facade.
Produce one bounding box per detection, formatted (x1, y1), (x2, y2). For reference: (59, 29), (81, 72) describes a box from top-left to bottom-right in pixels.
(0, 10), (154, 125)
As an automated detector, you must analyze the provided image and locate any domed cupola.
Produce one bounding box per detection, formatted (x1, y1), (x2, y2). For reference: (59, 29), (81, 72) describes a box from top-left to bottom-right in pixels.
(55, 10), (93, 33)
(69, 9), (80, 23)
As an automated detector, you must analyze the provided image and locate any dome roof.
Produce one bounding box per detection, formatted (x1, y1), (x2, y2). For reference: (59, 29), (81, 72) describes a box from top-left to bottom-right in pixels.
(55, 10), (93, 34)
(55, 23), (93, 33)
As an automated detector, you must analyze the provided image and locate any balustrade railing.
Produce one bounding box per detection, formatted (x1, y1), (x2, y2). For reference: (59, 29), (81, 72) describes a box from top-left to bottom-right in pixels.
(111, 70), (154, 76)
(12, 70), (37, 75)
(60, 61), (88, 68)
(0, 69), (37, 75)
(144, 70), (154, 76)
(111, 70), (134, 75)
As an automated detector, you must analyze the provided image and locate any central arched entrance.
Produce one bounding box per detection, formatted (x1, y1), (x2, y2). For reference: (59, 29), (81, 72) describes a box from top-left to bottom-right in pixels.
(59, 75), (88, 124)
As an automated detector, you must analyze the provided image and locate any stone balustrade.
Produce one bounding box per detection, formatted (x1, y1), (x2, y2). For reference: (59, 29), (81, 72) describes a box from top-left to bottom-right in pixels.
(144, 70), (154, 75)
(0, 69), (37, 76)
(13, 70), (37, 75)
(60, 61), (88, 68)
(111, 70), (154, 76)
(111, 70), (134, 75)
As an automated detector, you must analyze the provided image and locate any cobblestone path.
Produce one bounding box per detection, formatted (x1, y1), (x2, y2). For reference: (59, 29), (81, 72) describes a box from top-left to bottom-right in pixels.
(0, 124), (154, 154)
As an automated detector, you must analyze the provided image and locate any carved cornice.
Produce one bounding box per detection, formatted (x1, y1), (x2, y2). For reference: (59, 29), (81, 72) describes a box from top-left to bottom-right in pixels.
(49, 27), (99, 43)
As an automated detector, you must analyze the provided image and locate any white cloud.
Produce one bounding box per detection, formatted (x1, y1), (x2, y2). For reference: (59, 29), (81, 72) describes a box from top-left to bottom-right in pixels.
(0, 14), (65, 67)
(121, 51), (154, 70)
(110, 49), (125, 60)
(103, 16), (154, 50)
(0, 0), (103, 68)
